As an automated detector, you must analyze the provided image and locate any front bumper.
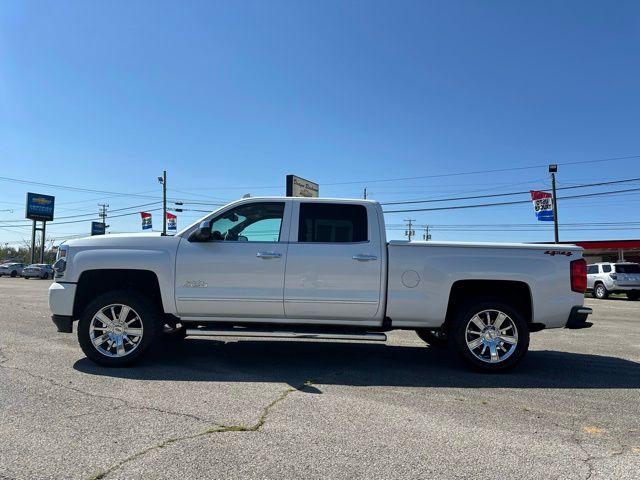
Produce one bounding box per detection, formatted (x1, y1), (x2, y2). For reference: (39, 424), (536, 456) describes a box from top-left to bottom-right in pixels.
(565, 306), (593, 329)
(49, 281), (76, 315)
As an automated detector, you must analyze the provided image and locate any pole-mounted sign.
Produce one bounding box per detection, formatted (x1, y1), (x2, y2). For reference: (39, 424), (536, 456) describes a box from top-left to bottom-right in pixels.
(286, 175), (319, 198)
(91, 222), (106, 236)
(529, 190), (555, 222)
(25, 192), (55, 264)
(25, 193), (55, 221)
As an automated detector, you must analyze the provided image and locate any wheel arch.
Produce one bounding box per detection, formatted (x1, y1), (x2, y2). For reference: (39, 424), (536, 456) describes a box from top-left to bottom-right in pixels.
(73, 269), (165, 318)
(443, 279), (534, 330)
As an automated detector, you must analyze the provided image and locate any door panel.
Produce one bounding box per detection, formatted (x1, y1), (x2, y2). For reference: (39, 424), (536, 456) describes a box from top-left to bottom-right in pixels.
(284, 202), (383, 320)
(175, 241), (287, 317)
(284, 243), (381, 319)
(175, 200), (291, 318)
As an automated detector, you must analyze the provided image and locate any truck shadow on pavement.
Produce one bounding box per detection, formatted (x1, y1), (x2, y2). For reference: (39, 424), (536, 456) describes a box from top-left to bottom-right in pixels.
(73, 339), (640, 391)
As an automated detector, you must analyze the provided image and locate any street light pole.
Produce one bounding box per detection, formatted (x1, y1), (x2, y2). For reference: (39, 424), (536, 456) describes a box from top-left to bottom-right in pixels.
(549, 164), (559, 243)
(159, 171), (167, 236)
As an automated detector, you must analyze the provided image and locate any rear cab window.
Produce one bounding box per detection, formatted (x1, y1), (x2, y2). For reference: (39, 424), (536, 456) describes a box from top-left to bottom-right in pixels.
(614, 264), (640, 274)
(298, 203), (368, 243)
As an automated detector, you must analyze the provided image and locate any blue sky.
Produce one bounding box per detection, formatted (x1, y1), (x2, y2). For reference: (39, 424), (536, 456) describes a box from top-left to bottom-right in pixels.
(1, 0), (639, 245)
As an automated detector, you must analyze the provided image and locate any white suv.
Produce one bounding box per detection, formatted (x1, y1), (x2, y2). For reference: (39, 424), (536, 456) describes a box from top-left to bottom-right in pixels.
(586, 262), (640, 300)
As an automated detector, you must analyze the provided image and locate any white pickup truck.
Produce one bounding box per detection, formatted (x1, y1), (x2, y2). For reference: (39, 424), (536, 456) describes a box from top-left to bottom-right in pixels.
(49, 197), (592, 371)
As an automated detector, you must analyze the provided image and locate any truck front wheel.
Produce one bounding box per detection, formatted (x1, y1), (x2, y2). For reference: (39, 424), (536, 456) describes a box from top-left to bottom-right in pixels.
(77, 290), (161, 367)
(451, 301), (529, 372)
(415, 329), (448, 348)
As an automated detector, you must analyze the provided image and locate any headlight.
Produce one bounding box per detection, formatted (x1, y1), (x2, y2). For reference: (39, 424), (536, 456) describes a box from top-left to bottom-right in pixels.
(53, 258), (66, 277)
(57, 245), (68, 259)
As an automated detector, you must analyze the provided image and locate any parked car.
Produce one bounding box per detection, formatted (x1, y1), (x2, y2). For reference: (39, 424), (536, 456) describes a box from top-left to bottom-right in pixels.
(587, 262), (640, 300)
(22, 263), (54, 279)
(0, 263), (25, 277)
(49, 197), (592, 372)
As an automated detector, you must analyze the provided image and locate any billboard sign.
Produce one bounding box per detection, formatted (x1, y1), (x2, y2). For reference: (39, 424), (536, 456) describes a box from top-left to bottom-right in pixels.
(286, 175), (319, 198)
(91, 222), (106, 236)
(25, 192), (55, 221)
(530, 190), (554, 221)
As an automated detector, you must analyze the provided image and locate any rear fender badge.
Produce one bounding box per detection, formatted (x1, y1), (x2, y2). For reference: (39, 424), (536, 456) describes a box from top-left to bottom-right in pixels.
(184, 280), (208, 288)
(544, 250), (573, 257)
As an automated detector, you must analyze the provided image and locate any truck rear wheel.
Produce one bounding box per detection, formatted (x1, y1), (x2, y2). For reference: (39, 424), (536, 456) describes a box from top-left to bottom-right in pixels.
(77, 290), (161, 367)
(451, 300), (529, 372)
(627, 291), (640, 301)
(415, 329), (448, 348)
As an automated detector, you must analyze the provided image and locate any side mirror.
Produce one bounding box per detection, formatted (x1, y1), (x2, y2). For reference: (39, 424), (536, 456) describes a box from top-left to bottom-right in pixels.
(188, 221), (212, 242)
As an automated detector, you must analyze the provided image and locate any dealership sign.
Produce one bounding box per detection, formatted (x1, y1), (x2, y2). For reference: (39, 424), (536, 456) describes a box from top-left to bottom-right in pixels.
(91, 222), (106, 236)
(286, 175), (319, 198)
(530, 190), (554, 221)
(25, 192), (55, 221)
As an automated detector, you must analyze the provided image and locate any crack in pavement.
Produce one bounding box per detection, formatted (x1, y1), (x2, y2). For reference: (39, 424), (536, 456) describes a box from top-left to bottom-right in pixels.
(0, 361), (214, 425)
(86, 382), (305, 480)
(567, 417), (631, 480)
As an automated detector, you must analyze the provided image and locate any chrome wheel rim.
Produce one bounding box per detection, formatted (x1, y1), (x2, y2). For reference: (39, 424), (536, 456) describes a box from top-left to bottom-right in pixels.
(596, 285), (605, 297)
(89, 304), (144, 358)
(465, 309), (518, 364)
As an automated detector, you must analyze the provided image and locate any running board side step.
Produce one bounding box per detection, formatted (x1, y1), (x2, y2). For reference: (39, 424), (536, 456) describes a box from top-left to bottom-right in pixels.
(184, 325), (387, 342)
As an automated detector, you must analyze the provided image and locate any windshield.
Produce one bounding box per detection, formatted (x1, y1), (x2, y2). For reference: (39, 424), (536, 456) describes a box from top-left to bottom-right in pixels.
(615, 264), (640, 274)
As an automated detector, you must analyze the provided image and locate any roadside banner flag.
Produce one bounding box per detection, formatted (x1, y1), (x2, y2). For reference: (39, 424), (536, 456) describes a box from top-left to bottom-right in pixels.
(166, 212), (177, 231)
(140, 212), (152, 230)
(530, 190), (554, 221)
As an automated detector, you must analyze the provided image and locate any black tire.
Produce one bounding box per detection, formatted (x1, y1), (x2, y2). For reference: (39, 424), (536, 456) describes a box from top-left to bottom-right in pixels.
(415, 328), (448, 348)
(77, 290), (161, 367)
(594, 283), (608, 299)
(627, 292), (640, 301)
(450, 300), (530, 372)
(10, 270), (17, 277)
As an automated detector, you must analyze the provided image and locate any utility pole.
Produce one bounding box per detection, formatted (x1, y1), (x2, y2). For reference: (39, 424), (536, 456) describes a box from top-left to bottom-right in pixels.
(549, 164), (559, 243)
(423, 225), (431, 241)
(404, 219), (416, 242)
(363, 187), (367, 199)
(98, 204), (109, 233)
(158, 171), (167, 236)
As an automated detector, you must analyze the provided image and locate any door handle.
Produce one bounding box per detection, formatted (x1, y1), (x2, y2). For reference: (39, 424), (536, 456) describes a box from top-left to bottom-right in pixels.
(352, 254), (378, 261)
(256, 251), (282, 259)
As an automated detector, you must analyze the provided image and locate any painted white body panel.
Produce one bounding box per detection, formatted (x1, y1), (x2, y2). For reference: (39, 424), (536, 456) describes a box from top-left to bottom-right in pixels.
(387, 241), (583, 328)
(283, 201), (385, 321)
(51, 234), (181, 315)
(49, 197), (585, 331)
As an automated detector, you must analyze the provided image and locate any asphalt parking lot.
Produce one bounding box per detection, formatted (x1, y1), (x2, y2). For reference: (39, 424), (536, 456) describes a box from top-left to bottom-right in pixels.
(1, 278), (639, 480)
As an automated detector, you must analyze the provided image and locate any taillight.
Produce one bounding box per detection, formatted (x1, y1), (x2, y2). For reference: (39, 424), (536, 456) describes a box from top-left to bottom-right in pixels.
(571, 259), (587, 293)
(609, 273), (617, 280)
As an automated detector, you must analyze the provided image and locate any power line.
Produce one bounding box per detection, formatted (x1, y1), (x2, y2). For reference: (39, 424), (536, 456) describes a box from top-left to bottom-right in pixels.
(383, 186), (640, 213)
(0, 208), (163, 228)
(380, 176), (640, 205)
(0, 201), (161, 224)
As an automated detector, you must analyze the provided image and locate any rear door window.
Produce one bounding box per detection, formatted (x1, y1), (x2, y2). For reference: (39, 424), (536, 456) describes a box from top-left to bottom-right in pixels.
(298, 203), (368, 243)
(602, 265), (612, 273)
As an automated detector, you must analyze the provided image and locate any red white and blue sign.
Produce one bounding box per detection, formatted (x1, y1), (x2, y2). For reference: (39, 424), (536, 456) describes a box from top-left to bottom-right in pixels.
(530, 190), (554, 221)
(140, 212), (152, 230)
(166, 212), (177, 231)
